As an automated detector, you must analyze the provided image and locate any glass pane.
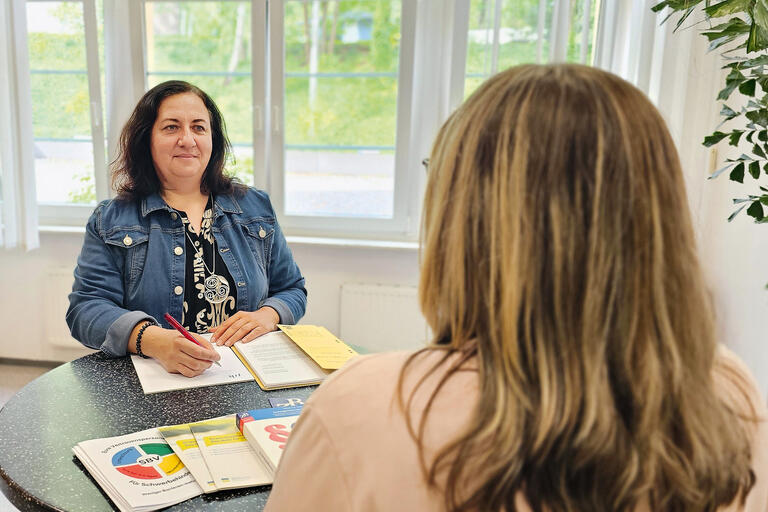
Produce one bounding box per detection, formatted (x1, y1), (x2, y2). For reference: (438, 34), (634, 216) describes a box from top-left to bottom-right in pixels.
(35, 141), (95, 203)
(26, 1), (97, 205)
(496, 1), (549, 70)
(145, 1), (254, 185)
(464, 0), (598, 98)
(567, 0), (598, 64)
(283, 0), (400, 219)
(27, 1), (86, 70)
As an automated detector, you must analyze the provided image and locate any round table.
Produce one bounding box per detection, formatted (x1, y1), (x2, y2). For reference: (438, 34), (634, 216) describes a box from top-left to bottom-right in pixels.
(0, 352), (314, 511)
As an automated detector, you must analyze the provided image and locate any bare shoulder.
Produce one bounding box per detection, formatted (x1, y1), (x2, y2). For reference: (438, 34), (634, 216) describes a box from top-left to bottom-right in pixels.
(713, 345), (767, 422)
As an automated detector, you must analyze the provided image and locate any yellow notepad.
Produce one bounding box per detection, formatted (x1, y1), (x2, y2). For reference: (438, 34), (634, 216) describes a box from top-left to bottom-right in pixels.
(277, 324), (358, 370)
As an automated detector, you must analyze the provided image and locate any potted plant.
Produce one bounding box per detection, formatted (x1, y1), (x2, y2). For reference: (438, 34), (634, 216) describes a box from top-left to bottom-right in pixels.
(653, 0), (768, 222)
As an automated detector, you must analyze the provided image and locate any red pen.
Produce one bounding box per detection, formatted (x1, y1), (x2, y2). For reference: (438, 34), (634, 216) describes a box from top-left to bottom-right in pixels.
(163, 313), (221, 367)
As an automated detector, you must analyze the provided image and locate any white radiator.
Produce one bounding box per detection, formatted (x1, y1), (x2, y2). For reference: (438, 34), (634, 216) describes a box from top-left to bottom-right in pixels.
(44, 266), (82, 349)
(339, 283), (429, 354)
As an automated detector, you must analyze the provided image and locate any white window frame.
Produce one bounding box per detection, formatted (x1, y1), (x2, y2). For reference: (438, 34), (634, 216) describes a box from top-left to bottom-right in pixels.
(267, 0), (419, 239)
(19, 0), (602, 242)
(29, 0), (108, 226)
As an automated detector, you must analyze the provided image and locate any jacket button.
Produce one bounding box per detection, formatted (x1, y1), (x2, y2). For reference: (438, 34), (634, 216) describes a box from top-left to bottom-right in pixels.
(171, 212), (178, 220)
(174, 246), (183, 256)
(259, 228), (266, 238)
(174, 286), (183, 295)
(123, 236), (133, 246)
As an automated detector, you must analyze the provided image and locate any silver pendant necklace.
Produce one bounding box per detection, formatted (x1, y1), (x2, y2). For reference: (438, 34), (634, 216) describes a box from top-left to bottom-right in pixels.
(179, 211), (230, 305)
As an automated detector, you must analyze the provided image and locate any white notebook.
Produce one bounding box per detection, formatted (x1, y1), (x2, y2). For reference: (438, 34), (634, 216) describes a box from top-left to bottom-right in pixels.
(131, 332), (327, 394)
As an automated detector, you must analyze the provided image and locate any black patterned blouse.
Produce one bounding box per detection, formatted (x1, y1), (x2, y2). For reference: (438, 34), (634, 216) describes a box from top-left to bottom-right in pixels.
(176, 196), (237, 333)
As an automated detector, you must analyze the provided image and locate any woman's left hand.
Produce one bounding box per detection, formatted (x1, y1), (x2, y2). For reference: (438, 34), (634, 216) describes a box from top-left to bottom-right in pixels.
(209, 307), (280, 346)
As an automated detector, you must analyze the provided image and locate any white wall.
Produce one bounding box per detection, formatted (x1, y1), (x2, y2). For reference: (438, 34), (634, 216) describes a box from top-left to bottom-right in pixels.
(658, 27), (768, 395)
(0, 232), (420, 362)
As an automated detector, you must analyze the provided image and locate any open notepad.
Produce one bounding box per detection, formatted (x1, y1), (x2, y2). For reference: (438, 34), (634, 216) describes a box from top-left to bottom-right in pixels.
(131, 325), (356, 394)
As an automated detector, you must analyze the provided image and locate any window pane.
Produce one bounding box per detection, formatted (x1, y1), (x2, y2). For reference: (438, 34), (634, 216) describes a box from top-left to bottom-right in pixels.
(27, 1), (97, 205)
(145, 1), (254, 185)
(464, 0), (598, 99)
(567, 0), (598, 64)
(282, 0), (401, 219)
(466, 0), (548, 79)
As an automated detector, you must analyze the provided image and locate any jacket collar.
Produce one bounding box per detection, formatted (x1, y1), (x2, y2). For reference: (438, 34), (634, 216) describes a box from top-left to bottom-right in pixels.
(213, 193), (242, 215)
(141, 192), (172, 217)
(140, 191), (243, 217)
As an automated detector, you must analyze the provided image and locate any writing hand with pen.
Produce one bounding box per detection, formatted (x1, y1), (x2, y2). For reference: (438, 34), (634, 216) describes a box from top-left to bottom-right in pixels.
(128, 315), (221, 377)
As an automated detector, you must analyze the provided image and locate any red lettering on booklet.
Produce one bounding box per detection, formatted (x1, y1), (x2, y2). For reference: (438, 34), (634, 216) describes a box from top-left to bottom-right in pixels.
(264, 423), (295, 449)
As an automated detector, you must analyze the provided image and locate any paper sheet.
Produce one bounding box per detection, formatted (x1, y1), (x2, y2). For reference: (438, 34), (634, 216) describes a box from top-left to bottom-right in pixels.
(131, 336), (253, 394)
(189, 415), (272, 489)
(232, 331), (328, 389)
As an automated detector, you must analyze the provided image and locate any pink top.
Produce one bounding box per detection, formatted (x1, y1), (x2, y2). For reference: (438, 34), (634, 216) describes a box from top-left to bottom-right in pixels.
(266, 346), (768, 512)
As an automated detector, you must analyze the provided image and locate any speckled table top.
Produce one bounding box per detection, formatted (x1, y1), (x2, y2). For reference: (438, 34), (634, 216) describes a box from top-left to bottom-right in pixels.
(0, 352), (315, 511)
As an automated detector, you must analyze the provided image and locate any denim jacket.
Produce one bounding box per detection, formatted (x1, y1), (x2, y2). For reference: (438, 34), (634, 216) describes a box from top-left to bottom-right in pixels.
(66, 188), (307, 356)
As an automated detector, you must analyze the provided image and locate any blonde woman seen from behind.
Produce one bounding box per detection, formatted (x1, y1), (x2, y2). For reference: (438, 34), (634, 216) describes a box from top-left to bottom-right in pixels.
(265, 64), (768, 511)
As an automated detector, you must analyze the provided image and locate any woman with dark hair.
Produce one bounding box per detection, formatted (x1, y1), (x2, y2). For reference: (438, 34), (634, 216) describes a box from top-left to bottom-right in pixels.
(265, 65), (767, 511)
(67, 81), (306, 376)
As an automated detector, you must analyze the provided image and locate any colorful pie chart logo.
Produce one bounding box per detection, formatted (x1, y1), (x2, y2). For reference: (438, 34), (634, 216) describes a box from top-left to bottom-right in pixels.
(111, 443), (183, 480)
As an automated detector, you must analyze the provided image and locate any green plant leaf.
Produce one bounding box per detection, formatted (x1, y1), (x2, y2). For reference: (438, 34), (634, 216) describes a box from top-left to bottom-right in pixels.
(675, 6), (699, 31)
(704, 18), (752, 49)
(748, 130), (756, 142)
(721, 104), (739, 118)
(704, 131), (729, 146)
(746, 109), (768, 126)
(750, 160), (761, 178)
(654, 0), (708, 14)
(705, 0), (753, 18)
(747, 17), (768, 52)
(747, 200), (765, 220)
(754, 143), (767, 158)
(759, 130), (768, 141)
(719, 69), (747, 99)
(739, 54), (768, 68)
(730, 129), (745, 145)
(710, 162), (734, 179)
(754, 0), (768, 33)
(740, 78), (757, 95)
(728, 203), (748, 221)
(760, 195), (768, 205)
(731, 161), (746, 182)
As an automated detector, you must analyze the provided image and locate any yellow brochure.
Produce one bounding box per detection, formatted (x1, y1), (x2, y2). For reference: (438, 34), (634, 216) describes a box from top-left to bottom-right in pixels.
(277, 324), (358, 370)
(188, 415), (271, 489)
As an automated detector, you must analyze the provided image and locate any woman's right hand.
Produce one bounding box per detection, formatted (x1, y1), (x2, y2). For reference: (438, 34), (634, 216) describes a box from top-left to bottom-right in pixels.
(139, 326), (221, 377)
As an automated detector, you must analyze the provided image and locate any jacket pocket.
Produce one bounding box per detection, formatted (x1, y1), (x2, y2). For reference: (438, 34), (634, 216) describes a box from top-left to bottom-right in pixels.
(104, 229), (150, 283)
(243, 222), (274, 270)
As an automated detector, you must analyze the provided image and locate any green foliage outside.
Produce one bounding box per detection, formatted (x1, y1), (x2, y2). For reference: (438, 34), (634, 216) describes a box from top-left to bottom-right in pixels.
(464, 0), (596, 98)
(655, 0), (768, 223)
(33, 0), (595, 204)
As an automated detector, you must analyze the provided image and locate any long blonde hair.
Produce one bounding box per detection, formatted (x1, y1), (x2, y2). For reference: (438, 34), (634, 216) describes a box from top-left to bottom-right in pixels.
(405, 64), (755, 511)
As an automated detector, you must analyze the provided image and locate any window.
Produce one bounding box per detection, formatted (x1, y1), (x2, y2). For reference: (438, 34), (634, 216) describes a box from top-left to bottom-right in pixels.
(7, 0), (601, 240)
(270, 0), (416, 236)
(25, 0), (105, 207)
(463, 0), (600, 98)
(145, 0), (255, 185)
